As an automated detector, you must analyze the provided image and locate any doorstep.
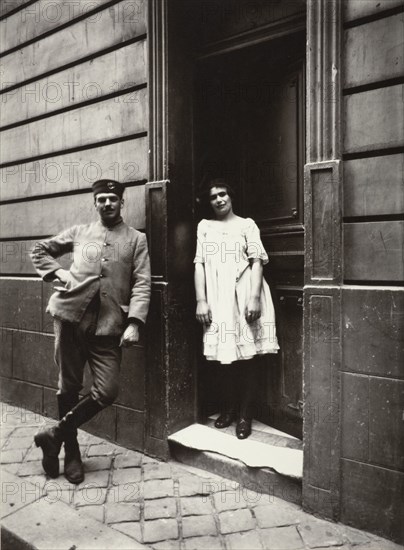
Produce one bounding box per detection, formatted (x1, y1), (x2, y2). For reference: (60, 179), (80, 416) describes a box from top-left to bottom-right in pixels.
(168, 418), (303, 506)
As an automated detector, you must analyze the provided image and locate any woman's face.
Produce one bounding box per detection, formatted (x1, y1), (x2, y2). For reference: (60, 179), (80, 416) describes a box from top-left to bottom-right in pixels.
(209, 186), (233, 218)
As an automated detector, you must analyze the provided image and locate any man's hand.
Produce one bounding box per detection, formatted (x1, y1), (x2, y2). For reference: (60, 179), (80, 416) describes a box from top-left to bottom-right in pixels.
(54, 269), (70, 285)
(120, 323), (140, 347)
(53, 269), (71, 291)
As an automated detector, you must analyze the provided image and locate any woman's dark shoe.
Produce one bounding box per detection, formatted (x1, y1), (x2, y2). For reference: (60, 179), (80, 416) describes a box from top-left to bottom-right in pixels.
(214, 412), (235, 429)
(236, 418), (252, 439)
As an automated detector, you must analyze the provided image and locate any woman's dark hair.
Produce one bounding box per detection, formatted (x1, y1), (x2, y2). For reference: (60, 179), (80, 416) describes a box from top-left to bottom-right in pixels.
(197, 177), (236, 208)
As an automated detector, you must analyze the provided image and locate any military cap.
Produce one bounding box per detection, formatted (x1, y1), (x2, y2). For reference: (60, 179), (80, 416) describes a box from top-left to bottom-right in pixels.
(92, 179), (125, 198)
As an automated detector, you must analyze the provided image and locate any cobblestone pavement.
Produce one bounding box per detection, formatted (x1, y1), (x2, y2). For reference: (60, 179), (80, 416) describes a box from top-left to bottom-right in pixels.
(1, 404), (402, 550)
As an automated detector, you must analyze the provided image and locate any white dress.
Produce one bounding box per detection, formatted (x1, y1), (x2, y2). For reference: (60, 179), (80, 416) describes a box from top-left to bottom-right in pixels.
(194, 217), (279, 364)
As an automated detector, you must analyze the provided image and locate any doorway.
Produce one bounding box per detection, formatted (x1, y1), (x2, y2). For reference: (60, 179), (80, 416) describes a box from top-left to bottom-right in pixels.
(194, 32), (306, 440)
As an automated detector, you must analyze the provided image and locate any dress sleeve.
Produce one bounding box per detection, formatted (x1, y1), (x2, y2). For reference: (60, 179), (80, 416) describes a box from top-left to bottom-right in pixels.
(245, 219), (269, 265)
(193, 220), (206, 264)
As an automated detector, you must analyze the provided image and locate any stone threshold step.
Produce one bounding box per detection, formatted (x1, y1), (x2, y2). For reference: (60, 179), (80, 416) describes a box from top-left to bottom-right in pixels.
(206, 415), (303, 451)
(168, 423), (303, 506)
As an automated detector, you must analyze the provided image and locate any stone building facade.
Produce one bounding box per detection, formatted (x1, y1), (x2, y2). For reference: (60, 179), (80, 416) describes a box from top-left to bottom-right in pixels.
(0, 0), (403, 543)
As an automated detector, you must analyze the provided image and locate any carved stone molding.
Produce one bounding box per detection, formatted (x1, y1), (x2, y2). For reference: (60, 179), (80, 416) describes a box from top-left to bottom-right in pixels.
(303, 286), (342, 520)
(146, 180), (168, 281)
(304, 160), (343, 285)
(307, 0), (342, 162)
(148, 0), (168, 181)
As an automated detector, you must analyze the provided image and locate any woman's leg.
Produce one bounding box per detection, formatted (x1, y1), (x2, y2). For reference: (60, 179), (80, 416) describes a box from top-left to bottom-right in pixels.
(214, 365), (238, 428)
(236, 359), (260, 439)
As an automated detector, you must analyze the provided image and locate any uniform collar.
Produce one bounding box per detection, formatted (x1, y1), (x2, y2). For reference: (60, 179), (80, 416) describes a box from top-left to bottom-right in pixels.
(99, 216), (124, 229)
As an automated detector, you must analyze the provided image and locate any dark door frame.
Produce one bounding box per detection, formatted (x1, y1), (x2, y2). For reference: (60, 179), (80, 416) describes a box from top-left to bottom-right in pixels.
(145, 0), (343, 523)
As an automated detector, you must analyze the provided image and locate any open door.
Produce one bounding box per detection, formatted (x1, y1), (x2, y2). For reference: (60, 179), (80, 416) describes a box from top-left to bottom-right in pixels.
(195, 32), (305, 439)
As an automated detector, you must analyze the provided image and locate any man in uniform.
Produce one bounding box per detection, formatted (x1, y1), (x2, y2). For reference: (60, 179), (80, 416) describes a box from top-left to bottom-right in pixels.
(31, 179), (151, 484)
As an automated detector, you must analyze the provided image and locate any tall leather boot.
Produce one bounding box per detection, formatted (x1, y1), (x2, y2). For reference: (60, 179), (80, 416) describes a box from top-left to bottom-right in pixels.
(57, 393), (84, 484)
(35, 395), (104, 480)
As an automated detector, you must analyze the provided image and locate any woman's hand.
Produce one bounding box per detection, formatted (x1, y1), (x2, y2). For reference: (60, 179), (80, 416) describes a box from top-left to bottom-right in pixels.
(245, 296), (261, 324)
(196, 300), (212, 326)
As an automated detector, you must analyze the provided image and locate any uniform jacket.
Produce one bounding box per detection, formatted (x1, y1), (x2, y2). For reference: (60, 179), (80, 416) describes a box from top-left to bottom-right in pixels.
(31, 218), (151, 336)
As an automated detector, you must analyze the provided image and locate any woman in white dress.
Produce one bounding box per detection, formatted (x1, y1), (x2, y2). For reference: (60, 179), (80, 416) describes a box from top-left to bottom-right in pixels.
(194, 178), (279, 439)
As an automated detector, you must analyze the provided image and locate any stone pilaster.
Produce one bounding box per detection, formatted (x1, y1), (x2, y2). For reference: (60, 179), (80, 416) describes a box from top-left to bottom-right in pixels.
(303, 0), (343, 520)
(145, 1), (196, 458)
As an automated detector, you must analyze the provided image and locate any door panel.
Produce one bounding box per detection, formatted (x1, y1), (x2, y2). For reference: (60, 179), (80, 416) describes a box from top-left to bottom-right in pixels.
(241, 69), (302, 224)
(267, 287), (304, 439)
